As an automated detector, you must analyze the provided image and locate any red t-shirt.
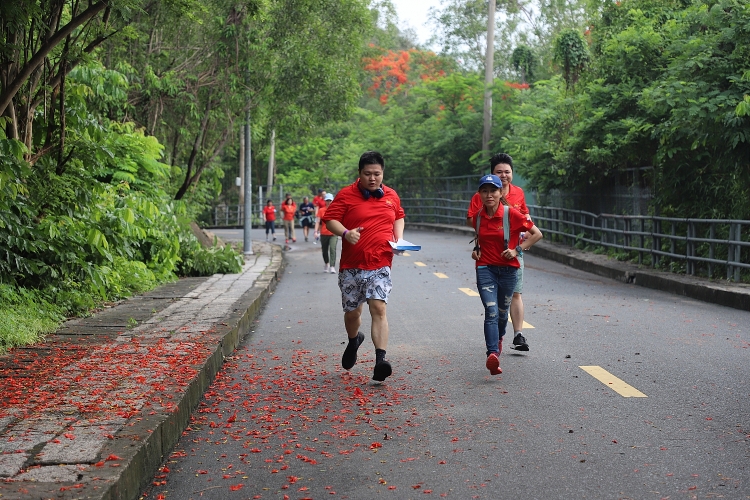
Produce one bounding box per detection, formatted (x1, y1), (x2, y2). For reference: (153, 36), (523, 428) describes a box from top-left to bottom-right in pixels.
(317, 206), (333, 236)
(467, 183), (529, 218)
(313, 195), (326, 216)
(262, 206), (276, 222)
(472, 206), (533, 269)
(322, 180), (405, 271)
(280, 202), (296, 221)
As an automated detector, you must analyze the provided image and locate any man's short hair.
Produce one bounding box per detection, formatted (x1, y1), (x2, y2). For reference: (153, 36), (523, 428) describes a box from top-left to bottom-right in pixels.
(358, 151), (385, 172)
(490, 153), (513, 171)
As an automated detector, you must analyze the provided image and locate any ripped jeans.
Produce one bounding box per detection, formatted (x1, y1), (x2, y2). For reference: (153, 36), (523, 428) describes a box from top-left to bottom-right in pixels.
(476, 265), (517, 356)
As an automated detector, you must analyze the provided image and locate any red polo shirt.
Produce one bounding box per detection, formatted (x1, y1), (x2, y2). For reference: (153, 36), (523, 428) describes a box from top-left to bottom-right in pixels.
(322, 180), (405, 270)
(467, 183), (529, 218)
(472, 206), (533, 268)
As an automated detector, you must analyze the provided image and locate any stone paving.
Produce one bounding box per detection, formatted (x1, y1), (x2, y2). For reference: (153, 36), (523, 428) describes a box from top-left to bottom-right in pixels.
(0, 241), (283, 500)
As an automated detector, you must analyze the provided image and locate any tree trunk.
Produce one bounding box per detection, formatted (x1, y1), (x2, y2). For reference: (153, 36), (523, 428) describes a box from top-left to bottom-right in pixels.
(266, 128), (276, 192)
(481, 0), (496, 157)
(174, 94), (212, 200)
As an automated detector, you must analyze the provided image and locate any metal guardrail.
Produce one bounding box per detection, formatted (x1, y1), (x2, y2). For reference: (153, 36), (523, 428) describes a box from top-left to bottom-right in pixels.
(399, 198), (749, 282)
(207, 196), (749, 282)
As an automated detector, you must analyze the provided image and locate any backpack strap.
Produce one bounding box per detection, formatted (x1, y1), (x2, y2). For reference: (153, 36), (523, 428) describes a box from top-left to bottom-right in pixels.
(503, 205), (510, 250)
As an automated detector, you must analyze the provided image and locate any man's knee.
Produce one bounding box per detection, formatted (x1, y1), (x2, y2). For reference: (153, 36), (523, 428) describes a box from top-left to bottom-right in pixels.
(367, 299), (387, 318)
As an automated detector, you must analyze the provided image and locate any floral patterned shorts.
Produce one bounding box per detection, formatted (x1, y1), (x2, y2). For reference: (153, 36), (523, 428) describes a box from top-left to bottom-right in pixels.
(337, 266), (392, 312)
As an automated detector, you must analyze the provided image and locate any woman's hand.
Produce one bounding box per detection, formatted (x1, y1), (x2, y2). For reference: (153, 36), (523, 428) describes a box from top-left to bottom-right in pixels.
(471, 247), (481, 261)
(502, 248), (518, 260)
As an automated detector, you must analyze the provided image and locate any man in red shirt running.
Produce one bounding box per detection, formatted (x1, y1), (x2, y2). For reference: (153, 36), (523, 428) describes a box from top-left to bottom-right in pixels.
(467, 153), (532, 352)
(323, 151), (405, 382)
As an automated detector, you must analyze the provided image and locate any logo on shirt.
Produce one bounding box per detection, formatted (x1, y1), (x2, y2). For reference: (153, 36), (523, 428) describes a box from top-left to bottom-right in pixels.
(385, 200), (393, 206)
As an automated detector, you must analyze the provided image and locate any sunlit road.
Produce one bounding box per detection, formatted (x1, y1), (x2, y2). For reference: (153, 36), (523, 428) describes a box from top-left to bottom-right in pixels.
(146, 228), (750, 499)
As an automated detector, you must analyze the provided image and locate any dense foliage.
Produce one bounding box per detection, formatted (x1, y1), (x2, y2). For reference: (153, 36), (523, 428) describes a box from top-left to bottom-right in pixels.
(0, 0), (371, 349)
(503, 0), (750, 219)
(2, 0), (748, 348)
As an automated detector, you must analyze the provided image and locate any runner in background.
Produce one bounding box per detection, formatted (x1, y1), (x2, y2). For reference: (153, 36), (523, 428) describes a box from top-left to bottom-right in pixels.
(467, 153), (532, 352)
(262, 199), (277, 241)
(312, 189), (327, 244)
(298, 196), (316, 242)
(315, 193), (338, 273)
(280, 194), (297, 244)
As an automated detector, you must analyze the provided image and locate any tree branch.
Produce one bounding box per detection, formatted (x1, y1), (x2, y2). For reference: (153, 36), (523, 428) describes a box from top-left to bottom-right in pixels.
(0, 0), (109, 116)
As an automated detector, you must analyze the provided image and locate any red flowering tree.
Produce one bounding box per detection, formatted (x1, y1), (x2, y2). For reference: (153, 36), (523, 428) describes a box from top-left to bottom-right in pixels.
(362, 47), (452, 104)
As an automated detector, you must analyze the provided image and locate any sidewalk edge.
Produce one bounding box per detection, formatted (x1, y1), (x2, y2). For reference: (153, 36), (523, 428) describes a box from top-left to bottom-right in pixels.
(103, 245), (285, 500)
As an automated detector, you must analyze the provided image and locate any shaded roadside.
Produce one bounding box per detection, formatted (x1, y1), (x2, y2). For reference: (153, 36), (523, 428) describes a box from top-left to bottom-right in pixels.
(0, 241), (283, 500)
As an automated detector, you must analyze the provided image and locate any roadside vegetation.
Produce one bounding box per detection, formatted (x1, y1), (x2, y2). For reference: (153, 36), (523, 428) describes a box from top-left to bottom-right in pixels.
(2, 0), (748, 349)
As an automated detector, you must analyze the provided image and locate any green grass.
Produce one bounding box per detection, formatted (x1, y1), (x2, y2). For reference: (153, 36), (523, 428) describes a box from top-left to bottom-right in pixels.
(0, 285), (65, 353)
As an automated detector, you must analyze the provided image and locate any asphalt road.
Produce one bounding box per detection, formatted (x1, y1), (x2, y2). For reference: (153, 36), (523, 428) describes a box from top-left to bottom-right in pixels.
(144, 228), (750, 500)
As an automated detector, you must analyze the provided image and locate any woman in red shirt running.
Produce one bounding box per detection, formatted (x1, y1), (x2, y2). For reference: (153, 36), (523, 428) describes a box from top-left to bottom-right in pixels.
(280, 195), (297, 243)
(262, 199), (277, 241)
(470, 175), (542, 375)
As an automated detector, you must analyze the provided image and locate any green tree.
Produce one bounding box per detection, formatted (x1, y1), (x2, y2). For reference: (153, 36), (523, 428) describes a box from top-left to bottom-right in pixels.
(553, 28), (590, 89)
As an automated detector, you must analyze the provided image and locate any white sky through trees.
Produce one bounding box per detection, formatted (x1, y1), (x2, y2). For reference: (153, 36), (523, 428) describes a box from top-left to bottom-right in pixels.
(390, 0), (443, 46)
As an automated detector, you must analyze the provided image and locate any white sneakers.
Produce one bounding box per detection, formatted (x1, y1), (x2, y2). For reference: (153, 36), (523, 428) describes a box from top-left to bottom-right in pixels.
(324, 264), (329, 273)
(323, 264), (336, 274)
(329, 267), (336, 274)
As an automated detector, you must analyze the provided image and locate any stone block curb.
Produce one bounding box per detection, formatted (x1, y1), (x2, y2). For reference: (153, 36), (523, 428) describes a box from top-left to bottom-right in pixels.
(0, 242), (285, 500)
(406, 222), (750, 312)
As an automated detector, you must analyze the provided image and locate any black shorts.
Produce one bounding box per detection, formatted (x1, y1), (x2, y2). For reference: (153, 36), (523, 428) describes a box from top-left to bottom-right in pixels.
(300, 216), (314, 228)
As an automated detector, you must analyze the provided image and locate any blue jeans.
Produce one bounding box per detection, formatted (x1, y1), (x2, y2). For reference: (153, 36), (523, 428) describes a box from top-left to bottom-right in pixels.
(476, 265), (517, 356)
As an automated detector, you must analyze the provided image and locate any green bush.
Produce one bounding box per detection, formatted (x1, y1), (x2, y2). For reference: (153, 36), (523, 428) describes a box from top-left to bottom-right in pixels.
(177, 231), (244, 277)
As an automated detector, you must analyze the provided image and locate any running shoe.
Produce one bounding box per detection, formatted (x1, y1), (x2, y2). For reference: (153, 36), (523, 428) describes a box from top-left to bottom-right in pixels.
(512, 333), (529, 351)
(341, 332), (364, 370)
(485, 353), (501, 375)
(373, 360), (392, 382)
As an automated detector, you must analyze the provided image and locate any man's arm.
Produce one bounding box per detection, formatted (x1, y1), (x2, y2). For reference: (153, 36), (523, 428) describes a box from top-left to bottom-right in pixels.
(393, 218), (404, 241)
(326, 219), (362, 244)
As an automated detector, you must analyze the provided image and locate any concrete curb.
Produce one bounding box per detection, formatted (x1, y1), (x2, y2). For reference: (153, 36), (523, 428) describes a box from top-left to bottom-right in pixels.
(0, 243), (284, 500)
(406, 222), (750, 312)
(101, 243), (285, 500)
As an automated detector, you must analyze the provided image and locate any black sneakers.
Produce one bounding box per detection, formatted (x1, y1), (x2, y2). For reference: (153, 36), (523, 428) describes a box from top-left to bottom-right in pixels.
(373, 360), (392, 382)
(512, 332), (529, 351)
(341, 332), (365, 370)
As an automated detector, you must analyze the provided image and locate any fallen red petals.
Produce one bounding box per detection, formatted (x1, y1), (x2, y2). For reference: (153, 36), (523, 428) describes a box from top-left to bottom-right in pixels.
(370, 442), (382, 449)
(105, 454), (122, 461)
(229, 484), (244, 491)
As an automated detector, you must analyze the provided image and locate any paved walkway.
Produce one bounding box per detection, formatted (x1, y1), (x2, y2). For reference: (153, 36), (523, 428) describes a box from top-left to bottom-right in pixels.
(1, 225), (747, 500)
(0, 241), (283, 500)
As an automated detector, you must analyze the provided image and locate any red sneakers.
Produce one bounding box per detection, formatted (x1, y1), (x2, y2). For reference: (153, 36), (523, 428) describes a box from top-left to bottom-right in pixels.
(485, 353), (502, 375)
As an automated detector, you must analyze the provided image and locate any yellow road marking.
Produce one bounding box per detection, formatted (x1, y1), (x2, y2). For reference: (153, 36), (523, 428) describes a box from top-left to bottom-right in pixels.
(414, 261), (427, 267)
(523, 321), (535, 329)
(459, 288), (479, 297)
(402, 251), (411, 256)
(434, 272), (448, 279)
(579, 366), (647, 398)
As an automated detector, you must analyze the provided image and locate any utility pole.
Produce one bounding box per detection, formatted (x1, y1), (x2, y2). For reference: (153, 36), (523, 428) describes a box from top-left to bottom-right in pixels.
(482, 0), (496, 157)
(238, 127), (245, 205)
(266, 128), (276, 195)
(243, 111), (253, 256)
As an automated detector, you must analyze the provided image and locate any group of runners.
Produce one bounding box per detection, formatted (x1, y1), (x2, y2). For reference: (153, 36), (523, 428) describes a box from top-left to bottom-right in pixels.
(261, 189), (329, 243)
(314, 150), (542, 382)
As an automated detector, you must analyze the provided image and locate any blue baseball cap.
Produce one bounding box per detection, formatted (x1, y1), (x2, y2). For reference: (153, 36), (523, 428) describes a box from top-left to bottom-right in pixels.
(478, 174), (503, 190)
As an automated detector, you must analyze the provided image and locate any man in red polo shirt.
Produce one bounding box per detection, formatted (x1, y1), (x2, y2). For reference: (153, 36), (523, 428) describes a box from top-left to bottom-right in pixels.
(323, 151), (405, 382)
(467, 153), (532, 352)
